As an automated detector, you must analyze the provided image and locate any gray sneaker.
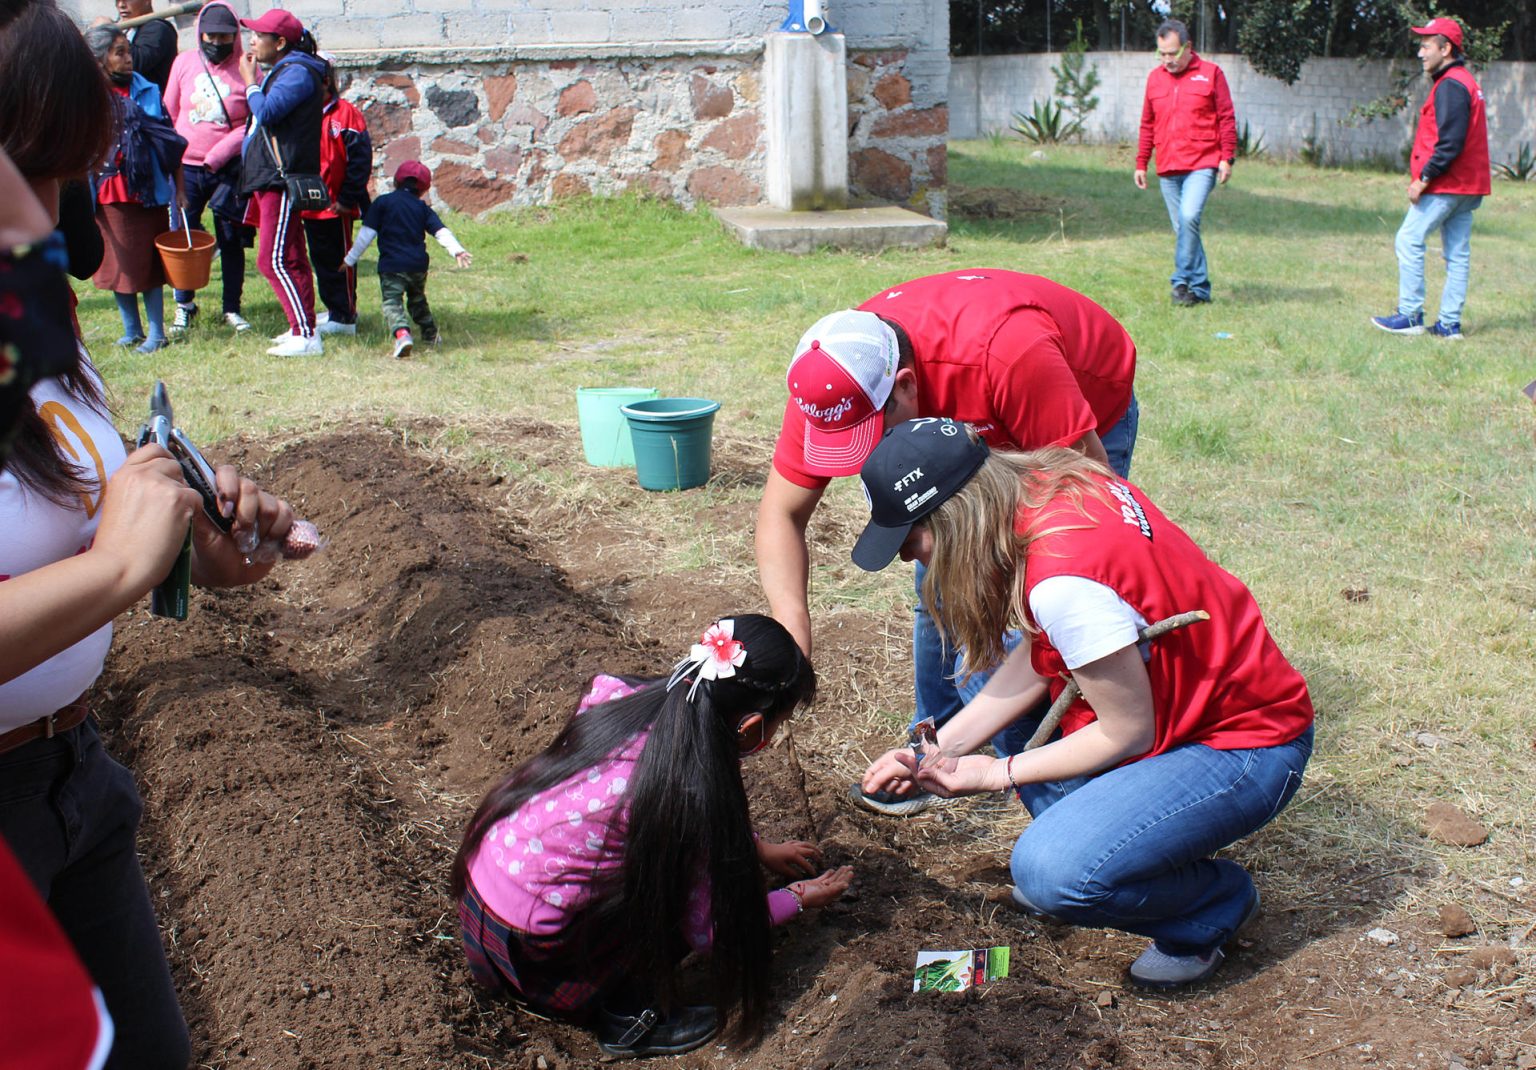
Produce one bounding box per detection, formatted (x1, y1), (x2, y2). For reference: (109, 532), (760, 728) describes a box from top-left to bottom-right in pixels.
(1127, 889), (1260, 991)
(1010, 885), (1051, 919)
(1128, 944), (1224, 990)
(846, 782), (937, 817)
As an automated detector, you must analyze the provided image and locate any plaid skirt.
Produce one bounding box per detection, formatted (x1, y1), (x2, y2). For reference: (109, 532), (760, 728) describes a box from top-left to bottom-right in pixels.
(459, 880), (619, 1016)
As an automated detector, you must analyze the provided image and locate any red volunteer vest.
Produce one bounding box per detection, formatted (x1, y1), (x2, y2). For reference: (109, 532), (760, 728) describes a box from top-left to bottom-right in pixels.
(1019, 475), (1314, 757)
(1410, 64), (1491, 196)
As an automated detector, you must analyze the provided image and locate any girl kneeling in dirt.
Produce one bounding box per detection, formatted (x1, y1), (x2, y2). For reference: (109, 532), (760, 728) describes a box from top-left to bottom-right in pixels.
(856, 419), (1314, 991)
(452, 614), (854, 1058)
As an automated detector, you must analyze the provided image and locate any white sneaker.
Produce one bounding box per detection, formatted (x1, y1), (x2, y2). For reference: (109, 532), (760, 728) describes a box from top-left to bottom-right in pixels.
(391, 330), (414, 360)
(267, 334), (324, 358)
(271, 329), (294, 343)
(168, 303), (197, 338)
(224, 312), (252, 333)
(317, 320), (357, 337)
(316, 310), (330, 325)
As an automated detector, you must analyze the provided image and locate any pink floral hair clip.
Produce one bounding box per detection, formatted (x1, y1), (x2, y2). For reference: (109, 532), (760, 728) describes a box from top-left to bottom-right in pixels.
(666, 619), (747, 701)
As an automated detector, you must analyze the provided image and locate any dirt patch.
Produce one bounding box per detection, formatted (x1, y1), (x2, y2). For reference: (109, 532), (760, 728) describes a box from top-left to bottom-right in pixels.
(94, 424), (1532, 1069)
(948, 185), (1064, 221)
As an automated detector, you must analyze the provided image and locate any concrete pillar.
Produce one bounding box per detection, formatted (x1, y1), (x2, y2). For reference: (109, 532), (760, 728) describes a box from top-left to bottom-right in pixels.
(764, 31), (848, 211)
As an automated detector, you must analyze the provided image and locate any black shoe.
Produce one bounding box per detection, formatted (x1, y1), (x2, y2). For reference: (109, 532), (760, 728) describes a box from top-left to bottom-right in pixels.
(595, 1004), (718, 1059)
(1171, 284), (1191, 305)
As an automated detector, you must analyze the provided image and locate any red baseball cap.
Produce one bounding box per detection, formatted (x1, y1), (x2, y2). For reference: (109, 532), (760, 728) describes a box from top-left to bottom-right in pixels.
(240, 9), (304, 43)
(1411, 17), (1463, 51)
(786, 310), (900, 477)
(394, 160), (432, 191)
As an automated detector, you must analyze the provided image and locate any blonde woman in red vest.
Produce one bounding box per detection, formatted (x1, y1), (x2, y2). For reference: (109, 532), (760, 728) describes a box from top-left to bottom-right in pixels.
(1371, 17), (1490, 340)
(855, 419), (1315, 990)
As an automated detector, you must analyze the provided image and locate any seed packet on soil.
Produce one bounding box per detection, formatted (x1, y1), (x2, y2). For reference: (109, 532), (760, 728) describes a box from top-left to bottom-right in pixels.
(912, 946), (1011, 992)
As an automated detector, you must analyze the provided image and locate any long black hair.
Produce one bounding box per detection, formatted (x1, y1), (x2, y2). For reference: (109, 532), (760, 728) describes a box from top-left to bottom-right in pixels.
(451, 613), (815, 1042)
(0, 0), (112, 504)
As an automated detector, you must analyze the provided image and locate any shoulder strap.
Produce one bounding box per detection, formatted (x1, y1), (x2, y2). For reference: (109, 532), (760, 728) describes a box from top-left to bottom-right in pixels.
(266, 132), (287, 179)
(199, 52), (234, 130)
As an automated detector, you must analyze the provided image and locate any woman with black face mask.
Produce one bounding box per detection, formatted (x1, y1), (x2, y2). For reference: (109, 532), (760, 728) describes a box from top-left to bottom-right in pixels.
(162, 0), (256, 337)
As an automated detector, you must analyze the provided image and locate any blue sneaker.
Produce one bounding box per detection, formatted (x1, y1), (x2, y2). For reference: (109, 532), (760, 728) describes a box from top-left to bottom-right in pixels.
(1370, 311), (1425, 335)
(1427, 321), (1463, 340)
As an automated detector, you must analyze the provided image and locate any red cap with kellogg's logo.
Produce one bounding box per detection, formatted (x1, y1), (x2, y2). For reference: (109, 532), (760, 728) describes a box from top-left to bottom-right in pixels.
(787, 310), (899, 477)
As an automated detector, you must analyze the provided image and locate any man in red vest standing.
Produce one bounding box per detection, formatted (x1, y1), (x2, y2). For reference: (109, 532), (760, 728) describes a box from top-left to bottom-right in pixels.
(1134, 19), (1237, 307)
(1371, 17), (1490, 340)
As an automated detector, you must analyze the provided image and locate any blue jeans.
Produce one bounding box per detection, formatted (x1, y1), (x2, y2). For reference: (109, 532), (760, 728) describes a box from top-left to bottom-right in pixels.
(1012, 725), (1313, 953)
(911, 395), (1139, 731)
(1395, 192), (1481, 328)
(0, 719), (190, 1068)
(1158, 169), (1218, 300)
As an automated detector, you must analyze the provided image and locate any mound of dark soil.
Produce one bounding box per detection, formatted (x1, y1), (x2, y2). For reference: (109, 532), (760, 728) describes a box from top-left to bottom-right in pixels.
(92, 426), (1515, 1070)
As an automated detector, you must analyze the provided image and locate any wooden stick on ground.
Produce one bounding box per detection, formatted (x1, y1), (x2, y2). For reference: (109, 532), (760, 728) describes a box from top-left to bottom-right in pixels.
(1021, 610), (1210, 752)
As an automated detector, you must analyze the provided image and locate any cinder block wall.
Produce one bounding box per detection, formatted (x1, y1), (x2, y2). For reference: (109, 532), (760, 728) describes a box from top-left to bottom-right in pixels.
(70, 1), (951, 217)
(951, 51), (1536, 168)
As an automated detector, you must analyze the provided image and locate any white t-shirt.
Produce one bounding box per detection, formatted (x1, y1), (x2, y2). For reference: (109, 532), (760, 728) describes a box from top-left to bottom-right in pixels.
(0, 370), (126, 729)
(1027, 574), (1148, 669)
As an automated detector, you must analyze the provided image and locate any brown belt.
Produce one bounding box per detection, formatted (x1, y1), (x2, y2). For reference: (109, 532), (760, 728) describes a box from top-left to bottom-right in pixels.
(0, 701), (89, 756)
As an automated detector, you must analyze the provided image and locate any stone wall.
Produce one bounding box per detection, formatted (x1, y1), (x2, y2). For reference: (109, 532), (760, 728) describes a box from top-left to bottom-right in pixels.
(63, 0), (950, 216)
(951, 51), (1536, 167)
(337, 43), (948, 218)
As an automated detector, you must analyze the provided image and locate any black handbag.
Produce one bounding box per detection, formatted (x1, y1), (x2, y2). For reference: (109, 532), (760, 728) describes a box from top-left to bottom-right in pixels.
(267, 133), (330, 213)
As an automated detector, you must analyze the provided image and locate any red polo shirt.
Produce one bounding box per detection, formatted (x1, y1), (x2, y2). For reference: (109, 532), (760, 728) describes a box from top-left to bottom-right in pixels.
(773, 271), (1136, 490)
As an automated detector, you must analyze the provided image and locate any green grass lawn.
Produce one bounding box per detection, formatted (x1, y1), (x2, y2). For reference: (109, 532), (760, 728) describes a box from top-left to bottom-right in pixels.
(78, 142), (1536, 888)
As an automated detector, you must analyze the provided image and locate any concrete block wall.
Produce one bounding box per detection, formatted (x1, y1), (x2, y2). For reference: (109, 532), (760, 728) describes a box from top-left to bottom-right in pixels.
(951, 51), (1536, 168)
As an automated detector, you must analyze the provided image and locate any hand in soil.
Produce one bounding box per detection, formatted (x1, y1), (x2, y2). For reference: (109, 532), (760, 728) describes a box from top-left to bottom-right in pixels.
(758, 838), (822, 879)
(791, 866), (854, 910)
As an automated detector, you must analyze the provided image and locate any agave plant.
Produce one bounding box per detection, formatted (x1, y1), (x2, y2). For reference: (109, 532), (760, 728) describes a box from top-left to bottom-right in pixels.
(1494, 142), (1535, 182)
(1236, 120), (1266, 159)
(1011, 99), (1083, 145)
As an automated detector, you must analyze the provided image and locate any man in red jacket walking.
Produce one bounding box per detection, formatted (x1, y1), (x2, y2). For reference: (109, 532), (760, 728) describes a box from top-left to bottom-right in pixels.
(1371, 17), (1489, 340)
(1134, 19), (1237, 306)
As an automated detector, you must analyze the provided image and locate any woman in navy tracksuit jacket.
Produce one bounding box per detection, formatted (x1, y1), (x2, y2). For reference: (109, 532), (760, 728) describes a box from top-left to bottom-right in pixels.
(237, 9), (327, 355)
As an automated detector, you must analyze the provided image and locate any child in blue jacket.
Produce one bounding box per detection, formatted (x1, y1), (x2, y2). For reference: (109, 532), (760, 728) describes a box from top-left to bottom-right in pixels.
(342, 160), (471, 359)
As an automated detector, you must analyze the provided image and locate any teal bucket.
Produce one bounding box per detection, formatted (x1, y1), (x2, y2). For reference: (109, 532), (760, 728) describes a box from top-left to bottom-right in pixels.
(620, 397), (722, 491)
(576, 387), (658, 466)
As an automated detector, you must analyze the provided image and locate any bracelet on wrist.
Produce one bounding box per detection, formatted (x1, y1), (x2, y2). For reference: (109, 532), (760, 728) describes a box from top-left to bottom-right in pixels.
(786, 884), (805, 913)
(1005, 753), (1021, 792)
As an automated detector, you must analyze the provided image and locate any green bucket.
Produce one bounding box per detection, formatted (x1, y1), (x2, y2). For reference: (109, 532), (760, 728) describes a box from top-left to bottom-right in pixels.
(620, 397), (722, 491)
(576, 387), (658, 466)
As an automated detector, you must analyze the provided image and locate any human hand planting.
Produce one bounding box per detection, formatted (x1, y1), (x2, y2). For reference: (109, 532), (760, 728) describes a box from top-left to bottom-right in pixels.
(759, 838), (821, 879)
(789, 866), (854, 910)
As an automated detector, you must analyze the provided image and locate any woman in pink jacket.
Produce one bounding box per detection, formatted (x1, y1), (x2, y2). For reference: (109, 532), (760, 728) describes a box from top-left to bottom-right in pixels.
(162, 0), (254, 336)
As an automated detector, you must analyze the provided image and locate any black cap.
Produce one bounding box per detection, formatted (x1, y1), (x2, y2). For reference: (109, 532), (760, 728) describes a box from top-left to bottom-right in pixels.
(851, 418), (989, 572)
(200, 4), (240, 33)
